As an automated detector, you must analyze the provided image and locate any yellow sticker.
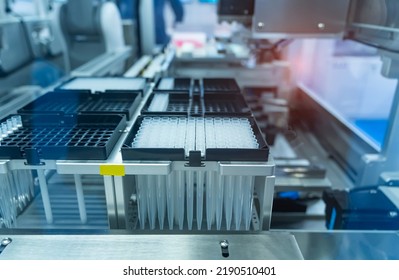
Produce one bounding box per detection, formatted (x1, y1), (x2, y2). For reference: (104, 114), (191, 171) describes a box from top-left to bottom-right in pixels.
(99, 165), (125, 176)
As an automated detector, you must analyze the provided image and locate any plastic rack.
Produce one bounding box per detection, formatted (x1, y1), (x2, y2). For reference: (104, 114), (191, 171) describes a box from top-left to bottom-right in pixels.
(0, 114), (126, 163)
(18, 91), (141, 120)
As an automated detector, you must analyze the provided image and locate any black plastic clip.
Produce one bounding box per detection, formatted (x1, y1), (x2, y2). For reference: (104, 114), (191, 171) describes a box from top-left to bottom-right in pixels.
(185, 151), (204, 167)
(24, 148), (45, 166)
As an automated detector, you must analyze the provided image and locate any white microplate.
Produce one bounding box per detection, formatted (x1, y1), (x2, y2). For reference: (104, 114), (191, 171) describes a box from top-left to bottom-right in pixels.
(60, 77), (145, 92)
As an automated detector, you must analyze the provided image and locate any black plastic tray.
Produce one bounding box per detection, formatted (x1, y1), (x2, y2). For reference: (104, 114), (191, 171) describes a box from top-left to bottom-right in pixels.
(121, 115), (269, 162)
(202, 78), (240, 93)
(155, 78), (240, 95)
(56, 77), (147, 94)
(141, 93), (191, 115)
(200, 94), (251, 116)
(155, 78), (192, 92)
(142, 93), (251, 116)
(0, 114), (126, 163)
(18, 91), (141, 120)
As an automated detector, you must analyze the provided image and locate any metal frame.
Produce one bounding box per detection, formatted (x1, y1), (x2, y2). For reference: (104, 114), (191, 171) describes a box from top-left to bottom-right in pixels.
(346, 0), (399, 53)
(357, 80), (399, 186)
(252, 0), (350, 38)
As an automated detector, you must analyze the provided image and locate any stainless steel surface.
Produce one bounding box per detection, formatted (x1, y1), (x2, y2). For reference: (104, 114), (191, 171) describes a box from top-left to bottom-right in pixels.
(1, 237), (12, 246)
(252, 0), (349, 38)
(0, 233), (303, 260)
(292, 231), (399, 260)
(219, 161), (274, 176)
(124, 162), (172, 175)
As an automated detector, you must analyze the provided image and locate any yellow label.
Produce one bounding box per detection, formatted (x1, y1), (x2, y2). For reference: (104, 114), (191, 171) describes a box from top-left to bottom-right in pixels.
(99, 165), (125, 176)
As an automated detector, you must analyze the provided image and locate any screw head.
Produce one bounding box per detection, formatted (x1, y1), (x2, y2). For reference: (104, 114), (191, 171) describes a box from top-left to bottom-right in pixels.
(317, 22), (326, 30)
(1, 238), (12, 246)
(257, 22), (265, 29)
(220, 240), (229, 249)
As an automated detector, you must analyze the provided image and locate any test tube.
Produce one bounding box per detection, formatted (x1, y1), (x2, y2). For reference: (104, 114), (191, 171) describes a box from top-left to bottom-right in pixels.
(234, 176), (244, 230)
(216, 176), (224, 230)
(136, 175), (147, 229)
(186, 170), (194, 230)
(11, 170), (26, 211)
(166, 172), (175, 230)
(6, 119), (13, 134)
(1, 122), (8, 138)
(156, 175), (166, 229)
(243, 176), (255, 230)
(206, 171), (216, 230)
(0, 174), (13, 228)
(175, 170), (185, 230)
(146, 175), (157, 230)
(12, 115), (22, 128)
(196, 171), (204, 230)
(224, 176), (234, 230)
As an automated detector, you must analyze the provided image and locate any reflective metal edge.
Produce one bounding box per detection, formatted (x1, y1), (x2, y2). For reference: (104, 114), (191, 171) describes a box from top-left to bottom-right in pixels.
(0, 232), (303, 260)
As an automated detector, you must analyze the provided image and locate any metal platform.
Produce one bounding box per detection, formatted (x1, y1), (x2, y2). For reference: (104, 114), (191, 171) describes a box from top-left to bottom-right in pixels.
(0, 232), (303, 260)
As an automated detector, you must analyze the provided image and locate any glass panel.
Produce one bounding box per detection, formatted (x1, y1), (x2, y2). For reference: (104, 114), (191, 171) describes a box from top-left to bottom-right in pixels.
(292, 39), (397, 149)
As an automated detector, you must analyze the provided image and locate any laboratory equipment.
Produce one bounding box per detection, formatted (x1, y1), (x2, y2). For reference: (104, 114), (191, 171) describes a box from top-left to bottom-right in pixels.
(2, 0), (399, 261)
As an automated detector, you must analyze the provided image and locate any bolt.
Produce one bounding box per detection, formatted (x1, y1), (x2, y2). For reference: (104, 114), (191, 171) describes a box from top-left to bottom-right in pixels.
(257, 22), (265, 29)
(1, 237), (12, 246)
(220, 240), (229, 249)
(317, 23), (326, 30)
